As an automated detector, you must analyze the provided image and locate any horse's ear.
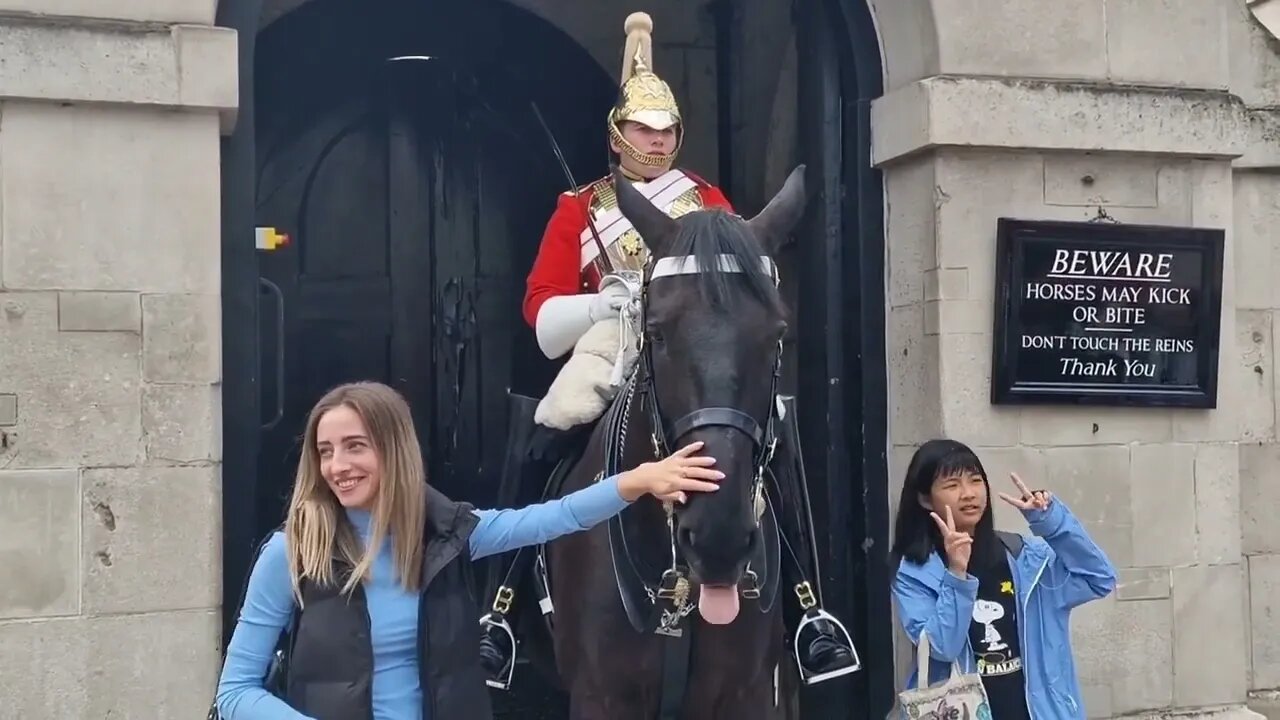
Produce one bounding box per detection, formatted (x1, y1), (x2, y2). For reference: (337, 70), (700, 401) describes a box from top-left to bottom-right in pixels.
(747, 164), (808, 253)
(613, 166), (677, 255)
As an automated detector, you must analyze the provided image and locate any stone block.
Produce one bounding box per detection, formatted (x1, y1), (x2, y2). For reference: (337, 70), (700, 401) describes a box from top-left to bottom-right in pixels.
(1250, 554), (1280, 689)
(922, 268), (968, 302)
(0, 17), (235, 125)
(1019, 406), (1172, 446)
(142, 384), (221, 464)
(933, 150), (1050, 298)
(142, 294), (221, 383)
(0, 394), (14, 426)
(0, 293), (141, 467)
(175, 25), (240, 131)
(1043, 445), (1134, 567)
(1192, 159), (1236, 231)
(1044, 153), (1161, 207)
(1195, 443), (1242, 565)
(1080, 682), (1113, 719)
(886, 157), (937, 309)
(1106, 0), (1229, 88)
(937, 333), (1022, 446)
(932, 0), (1107, 80)
(82, 467), (219, 614)
(0, 0), (216, 23)
(57, 292), (141, 333)
(1116, 567), (1171, 601)
(923, 299), (988, 336)
(863, 0), (937, 91)
(888, 305), (942, 445)
(872, 79), (1247, 166)
(1173, 565), (1249, 705)
(1238, 311), (1276, 443)
(0, 21), (176, 105)
(1233, 173), (1280, 310)
(1130, 444), (1198, 567)
(1, 104), (221, 294)
(1229, 0), (1280, 108)
(1071, 596), (1174, 713)
(0, 470), (80, 620)
(1240, 108), (1280, 169)
(0, 610), (220, 717)
(1241, 443), (1280, 555)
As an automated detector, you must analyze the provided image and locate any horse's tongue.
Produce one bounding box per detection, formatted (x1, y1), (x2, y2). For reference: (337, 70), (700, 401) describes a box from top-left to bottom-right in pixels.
(698, 585), (740, 624)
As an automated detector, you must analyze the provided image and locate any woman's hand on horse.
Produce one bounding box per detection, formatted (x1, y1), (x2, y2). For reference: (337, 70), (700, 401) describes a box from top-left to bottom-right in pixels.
(617, 441), (724, 503)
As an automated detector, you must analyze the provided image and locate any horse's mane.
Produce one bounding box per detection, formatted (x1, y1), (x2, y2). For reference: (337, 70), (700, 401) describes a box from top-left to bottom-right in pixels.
(663, 209), (786, 316)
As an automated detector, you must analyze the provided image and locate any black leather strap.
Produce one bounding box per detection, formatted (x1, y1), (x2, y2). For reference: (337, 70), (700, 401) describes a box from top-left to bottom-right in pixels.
(668, 407), (765, 447)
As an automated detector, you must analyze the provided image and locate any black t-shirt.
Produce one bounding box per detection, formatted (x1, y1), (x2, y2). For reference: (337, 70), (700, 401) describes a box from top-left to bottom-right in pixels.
(968, 552), (1031, 720)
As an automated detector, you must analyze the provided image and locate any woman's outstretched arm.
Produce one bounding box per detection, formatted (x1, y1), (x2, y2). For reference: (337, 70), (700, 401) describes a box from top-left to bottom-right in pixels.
(469, 442), (722, 560)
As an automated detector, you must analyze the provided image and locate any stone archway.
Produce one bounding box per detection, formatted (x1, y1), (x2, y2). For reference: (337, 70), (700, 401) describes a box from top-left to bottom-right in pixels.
(219, 1), (923, 717)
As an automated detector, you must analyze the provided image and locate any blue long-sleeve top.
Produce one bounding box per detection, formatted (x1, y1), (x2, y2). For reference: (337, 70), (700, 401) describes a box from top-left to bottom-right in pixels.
(215, 475), (631, 720)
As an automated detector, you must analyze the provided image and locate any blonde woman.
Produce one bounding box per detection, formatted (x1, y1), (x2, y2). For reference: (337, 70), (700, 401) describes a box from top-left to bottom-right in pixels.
(215, 381), (723, 720)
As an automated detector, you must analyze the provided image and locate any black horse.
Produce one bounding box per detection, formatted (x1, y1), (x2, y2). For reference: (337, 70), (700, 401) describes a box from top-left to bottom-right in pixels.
(544, 165), (810, 719)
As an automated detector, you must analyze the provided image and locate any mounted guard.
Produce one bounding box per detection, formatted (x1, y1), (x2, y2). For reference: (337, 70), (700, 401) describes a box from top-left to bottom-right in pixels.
(480, 11), (860, 694)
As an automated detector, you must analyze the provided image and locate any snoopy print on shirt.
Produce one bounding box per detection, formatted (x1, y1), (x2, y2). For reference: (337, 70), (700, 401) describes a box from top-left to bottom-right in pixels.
(968, 553), (1030, 720)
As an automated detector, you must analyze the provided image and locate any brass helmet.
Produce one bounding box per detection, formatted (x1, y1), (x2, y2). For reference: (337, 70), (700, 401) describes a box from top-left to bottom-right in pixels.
(608, 12), (683, 171)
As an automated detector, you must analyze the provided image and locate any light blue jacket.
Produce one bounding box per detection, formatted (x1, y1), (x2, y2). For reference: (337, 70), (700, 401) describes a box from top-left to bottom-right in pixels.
(892, 499), (1116, 720)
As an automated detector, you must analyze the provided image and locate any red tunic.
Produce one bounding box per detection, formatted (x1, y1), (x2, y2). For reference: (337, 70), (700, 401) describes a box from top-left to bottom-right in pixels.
(522, 174), (732, 329)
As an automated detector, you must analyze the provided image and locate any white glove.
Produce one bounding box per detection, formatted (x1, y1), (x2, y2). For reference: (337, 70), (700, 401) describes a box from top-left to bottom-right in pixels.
(589, 282), (631, 322)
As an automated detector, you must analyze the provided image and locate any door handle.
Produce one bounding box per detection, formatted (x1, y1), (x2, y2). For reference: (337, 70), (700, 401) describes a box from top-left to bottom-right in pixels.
(260, 278), (286, 431)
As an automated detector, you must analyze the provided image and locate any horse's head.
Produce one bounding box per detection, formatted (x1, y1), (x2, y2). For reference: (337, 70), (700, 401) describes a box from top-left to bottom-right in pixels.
(614, 165), (808, 624)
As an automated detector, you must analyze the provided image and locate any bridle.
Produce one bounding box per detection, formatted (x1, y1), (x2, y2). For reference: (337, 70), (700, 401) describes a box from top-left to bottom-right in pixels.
(637, 254), (784, 516)
(600, 252), (785, 634)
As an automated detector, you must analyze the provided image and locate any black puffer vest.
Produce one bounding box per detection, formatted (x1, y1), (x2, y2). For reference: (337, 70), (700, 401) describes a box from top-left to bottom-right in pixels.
(284, 485), (492, 720)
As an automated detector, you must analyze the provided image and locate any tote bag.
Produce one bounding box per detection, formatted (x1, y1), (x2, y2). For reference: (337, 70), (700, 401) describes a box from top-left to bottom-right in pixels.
(898, 630), (991, 720)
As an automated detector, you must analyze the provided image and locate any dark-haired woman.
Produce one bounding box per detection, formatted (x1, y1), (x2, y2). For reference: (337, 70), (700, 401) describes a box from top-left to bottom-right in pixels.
(890, 439), (1116, 719)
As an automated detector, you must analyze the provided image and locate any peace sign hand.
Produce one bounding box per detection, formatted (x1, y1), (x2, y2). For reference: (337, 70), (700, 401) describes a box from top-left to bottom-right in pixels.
(998, 472), (1053, 512)
(930, 505), (973, 575)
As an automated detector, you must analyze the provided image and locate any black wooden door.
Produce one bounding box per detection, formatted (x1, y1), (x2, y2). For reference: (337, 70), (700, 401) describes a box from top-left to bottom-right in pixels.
(254, 60), (532, 528)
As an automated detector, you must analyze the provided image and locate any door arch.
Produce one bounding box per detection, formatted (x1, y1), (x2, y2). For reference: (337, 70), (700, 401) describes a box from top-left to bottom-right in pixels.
(217, 0), (891, 717)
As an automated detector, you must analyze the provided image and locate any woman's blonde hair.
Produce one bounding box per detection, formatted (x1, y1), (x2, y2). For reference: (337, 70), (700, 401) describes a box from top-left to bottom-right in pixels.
(284, 381), (428, 601)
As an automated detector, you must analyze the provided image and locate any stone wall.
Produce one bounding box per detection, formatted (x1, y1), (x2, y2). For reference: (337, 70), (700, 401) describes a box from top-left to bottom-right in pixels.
(875, 0), (1280, 716)
(0, 4), (236, 717)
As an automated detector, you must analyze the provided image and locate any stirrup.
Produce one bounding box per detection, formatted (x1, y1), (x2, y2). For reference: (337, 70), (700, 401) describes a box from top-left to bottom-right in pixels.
(478, 612), (516, 690)
(793, 607), (862, 686)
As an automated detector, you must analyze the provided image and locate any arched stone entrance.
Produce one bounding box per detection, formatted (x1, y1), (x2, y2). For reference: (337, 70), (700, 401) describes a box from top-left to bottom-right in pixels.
(217, 0), (898, 716)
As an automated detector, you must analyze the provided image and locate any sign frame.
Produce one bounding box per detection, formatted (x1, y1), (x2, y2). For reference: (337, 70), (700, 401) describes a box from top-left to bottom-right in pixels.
(990, 217), (1225, 408)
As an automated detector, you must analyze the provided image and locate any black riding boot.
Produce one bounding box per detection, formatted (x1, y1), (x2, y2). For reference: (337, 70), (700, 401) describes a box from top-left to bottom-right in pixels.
(478, 392), (594, 690)
(771, 395), (861, 685)
(788, 577), (861, 684)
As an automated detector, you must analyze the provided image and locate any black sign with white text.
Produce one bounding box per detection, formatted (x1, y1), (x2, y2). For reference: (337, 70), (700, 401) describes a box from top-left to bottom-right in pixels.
(991, 218), (1224, 408)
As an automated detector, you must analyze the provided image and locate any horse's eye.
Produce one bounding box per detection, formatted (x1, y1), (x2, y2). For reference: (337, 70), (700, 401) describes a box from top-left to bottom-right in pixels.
(647, 328), (665, 345)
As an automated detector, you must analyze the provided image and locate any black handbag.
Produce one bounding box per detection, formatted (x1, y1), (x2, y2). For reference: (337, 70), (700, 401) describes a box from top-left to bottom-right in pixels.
(207, 533), (295, 719)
